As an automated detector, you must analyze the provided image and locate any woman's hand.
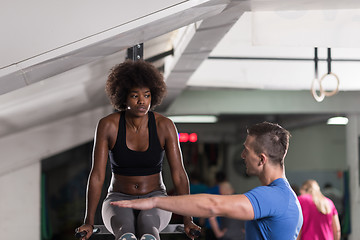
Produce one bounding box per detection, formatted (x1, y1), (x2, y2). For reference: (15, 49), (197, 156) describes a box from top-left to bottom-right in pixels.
(75, 223), (94, 240)
(184, 219), (201, 239)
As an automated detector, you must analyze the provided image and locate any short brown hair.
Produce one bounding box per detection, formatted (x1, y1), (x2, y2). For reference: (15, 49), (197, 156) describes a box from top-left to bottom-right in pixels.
(247, 122), (291, 166)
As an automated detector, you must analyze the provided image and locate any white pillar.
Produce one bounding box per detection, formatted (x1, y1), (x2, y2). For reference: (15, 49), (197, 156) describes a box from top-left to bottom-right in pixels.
(346, 114), (360, 240)
(0, 162), (41, 240)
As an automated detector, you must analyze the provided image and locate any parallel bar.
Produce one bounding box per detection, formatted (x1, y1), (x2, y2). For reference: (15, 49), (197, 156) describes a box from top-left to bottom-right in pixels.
(92, 224), (185, 235)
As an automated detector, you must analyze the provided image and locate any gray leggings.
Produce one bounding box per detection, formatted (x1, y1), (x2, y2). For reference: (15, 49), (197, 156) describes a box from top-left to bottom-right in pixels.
(102, 190), (172, 240)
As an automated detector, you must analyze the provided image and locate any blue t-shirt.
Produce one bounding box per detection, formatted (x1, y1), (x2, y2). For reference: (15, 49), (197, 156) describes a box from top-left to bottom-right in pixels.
(244, 178), (303, 240)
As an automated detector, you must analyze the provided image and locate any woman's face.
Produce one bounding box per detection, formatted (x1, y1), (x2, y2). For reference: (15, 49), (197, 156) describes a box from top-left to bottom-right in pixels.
(126, 87), (151, 116)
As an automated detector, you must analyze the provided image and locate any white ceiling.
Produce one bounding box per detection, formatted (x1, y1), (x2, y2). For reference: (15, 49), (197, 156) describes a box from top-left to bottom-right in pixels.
(189, 10), (360, 91)
(1, 0), (360, 140)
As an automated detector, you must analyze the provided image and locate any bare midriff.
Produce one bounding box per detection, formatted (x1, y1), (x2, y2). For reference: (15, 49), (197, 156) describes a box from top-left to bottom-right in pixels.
(109, 172), (165, 195)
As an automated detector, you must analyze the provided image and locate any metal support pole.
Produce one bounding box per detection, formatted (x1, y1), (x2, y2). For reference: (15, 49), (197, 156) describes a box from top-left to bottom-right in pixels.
(127, 43), (143, 61)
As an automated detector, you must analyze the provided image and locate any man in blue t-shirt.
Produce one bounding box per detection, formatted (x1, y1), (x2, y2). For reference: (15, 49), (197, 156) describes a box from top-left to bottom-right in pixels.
(112, 122), (303, 240)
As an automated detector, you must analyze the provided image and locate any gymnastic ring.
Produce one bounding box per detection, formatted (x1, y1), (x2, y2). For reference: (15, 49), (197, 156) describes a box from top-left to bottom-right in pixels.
(311, 78), (325, 102)
(319, 72), (340, 97)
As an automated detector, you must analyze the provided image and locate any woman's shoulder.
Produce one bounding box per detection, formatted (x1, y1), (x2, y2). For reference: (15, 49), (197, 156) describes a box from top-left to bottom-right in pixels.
(98, 112), (121, 129)
(325, 197), (336, 208)
(152, 112), (174, 126)
(152, 112), (178, 139)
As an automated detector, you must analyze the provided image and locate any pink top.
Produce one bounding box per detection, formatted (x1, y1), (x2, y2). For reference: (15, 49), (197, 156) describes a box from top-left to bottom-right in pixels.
(298, 194), (338, 240)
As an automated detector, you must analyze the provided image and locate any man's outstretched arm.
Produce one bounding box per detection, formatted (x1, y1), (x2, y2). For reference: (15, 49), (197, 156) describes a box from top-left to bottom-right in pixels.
(111, 193), (254, 220)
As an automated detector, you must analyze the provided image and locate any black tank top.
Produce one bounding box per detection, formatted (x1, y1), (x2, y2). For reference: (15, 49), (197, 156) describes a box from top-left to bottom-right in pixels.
(109, 111), (165, 176)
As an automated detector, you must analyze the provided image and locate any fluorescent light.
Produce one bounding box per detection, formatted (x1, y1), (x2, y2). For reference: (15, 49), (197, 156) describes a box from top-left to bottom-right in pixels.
(327, 116), (348, 125)
(168, 115), (218, 123)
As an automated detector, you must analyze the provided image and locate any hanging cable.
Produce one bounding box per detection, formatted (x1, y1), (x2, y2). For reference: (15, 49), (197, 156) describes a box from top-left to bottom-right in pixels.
(321, 48), (339, 97)
(327, 48), (332, 74)
(311, 47), (325, 102)
(315, 47), (319, 79)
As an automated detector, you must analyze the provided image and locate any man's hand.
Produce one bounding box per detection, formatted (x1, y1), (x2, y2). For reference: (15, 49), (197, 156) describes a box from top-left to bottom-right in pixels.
(110, 197), (156, 210)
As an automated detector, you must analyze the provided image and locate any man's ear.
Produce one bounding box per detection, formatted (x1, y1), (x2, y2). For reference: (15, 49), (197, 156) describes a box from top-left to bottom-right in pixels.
(259, 153), (267, 165)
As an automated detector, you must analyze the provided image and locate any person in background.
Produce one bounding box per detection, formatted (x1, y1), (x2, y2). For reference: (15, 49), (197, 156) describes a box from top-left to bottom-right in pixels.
(75, 60), (199, 240)
(111, 122), (303, 240)
(323, 182), (343, 222)
(207, 173), (245, 240)
(297, 179), (341, 240)
(189, 172), (209, 227)
(189, 172), (209, 195)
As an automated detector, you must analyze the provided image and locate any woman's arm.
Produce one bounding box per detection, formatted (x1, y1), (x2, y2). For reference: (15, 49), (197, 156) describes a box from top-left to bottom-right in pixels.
(157, 115), (199, 235)
(163, 119), (190, 195)
(160, 117), (189, 196)
(77, 118), (111, 239)
(332, 214), (341, 240)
